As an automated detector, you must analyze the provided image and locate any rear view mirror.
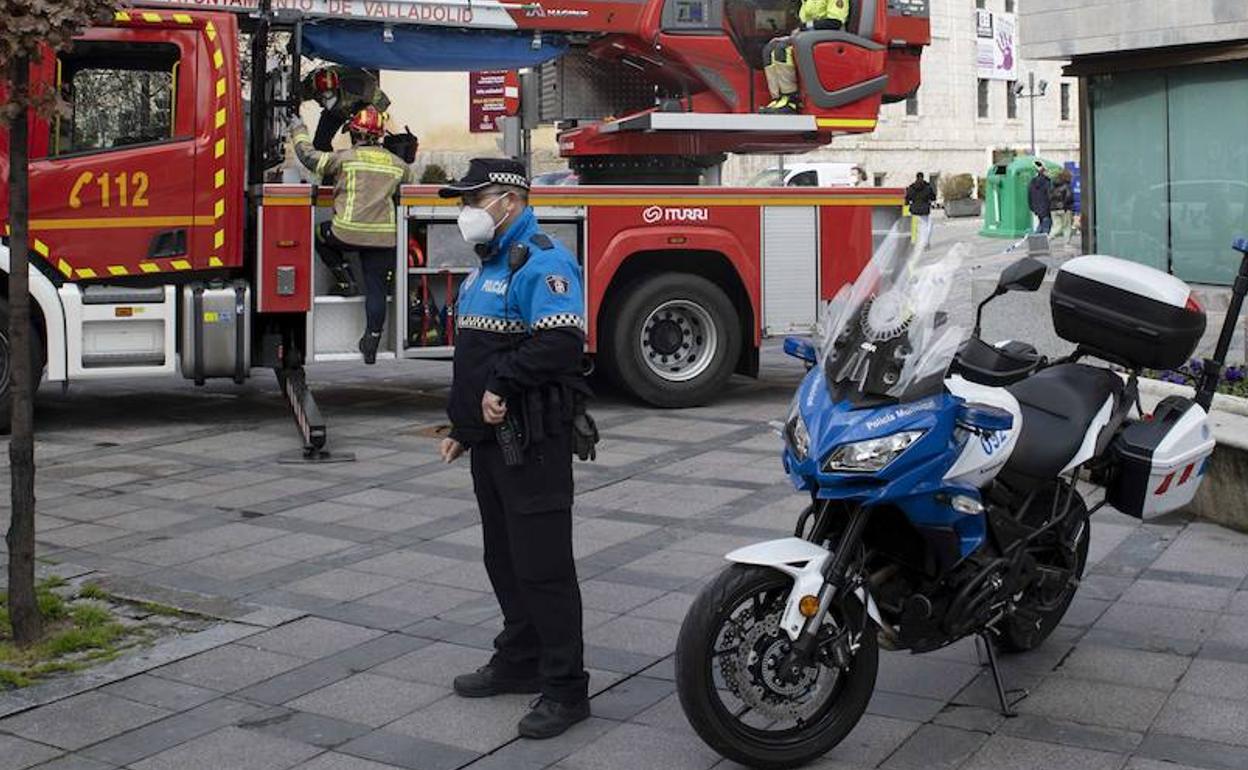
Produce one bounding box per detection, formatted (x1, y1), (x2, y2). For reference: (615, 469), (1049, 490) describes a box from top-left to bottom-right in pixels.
(998, 257), (1047, 293)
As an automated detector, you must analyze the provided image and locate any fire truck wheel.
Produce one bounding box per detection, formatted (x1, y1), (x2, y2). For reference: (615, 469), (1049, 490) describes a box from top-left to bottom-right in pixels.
(604, 273), (741, 408)
(0, 297), (46, 434)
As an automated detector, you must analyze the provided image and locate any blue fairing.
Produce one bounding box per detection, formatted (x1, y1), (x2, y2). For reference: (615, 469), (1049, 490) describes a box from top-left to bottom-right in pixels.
(783, 366), (986, 559)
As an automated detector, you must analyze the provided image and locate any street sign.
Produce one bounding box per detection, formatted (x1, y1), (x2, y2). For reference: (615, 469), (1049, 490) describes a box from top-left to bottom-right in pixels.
(469, 70), (519, 133)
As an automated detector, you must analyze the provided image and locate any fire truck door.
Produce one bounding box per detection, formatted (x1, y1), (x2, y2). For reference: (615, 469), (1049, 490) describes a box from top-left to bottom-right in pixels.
(27, 29), (200, 280)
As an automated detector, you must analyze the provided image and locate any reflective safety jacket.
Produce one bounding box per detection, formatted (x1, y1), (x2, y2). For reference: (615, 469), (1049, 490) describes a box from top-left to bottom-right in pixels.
(292, 123), (417, 248)
(301, 66), (392, 122)
(448, 207), (586, 446)
(800, 0), (850, 26)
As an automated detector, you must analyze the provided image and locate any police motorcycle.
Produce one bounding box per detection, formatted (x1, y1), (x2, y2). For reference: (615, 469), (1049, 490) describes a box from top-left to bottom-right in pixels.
(675, 225), (1243, 769)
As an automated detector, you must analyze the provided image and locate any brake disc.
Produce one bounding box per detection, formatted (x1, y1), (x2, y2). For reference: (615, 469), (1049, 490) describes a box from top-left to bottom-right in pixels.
(718, 609), (825, 722)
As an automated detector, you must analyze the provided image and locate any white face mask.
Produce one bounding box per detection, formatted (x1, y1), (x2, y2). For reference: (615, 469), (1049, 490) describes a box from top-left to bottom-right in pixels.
(457, 195), (508, 245)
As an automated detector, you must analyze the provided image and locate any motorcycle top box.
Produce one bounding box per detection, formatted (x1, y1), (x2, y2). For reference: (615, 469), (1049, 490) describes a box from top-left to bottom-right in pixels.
(1051, 255), (1206, 370)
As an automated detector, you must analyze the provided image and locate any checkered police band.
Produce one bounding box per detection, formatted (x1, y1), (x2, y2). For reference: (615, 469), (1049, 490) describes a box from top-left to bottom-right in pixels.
(488, 172), (530, 190)
(533, 313), (585, 331)
(457, 315), (529, 334)
(457, 314), (585, 334)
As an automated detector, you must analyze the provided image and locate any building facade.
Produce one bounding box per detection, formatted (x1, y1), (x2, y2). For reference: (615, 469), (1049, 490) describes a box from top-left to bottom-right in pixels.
(1021, 1), (1248, 285)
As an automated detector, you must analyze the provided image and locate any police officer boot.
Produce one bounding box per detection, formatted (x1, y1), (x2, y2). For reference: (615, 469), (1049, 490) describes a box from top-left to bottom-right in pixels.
(453, 665), (541, 699)
(517, 696), (591, 740)
(358, 331), (382, 365)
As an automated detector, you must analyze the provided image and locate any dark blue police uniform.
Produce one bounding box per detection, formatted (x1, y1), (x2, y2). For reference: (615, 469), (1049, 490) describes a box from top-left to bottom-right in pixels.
(447, 204), (590, 705)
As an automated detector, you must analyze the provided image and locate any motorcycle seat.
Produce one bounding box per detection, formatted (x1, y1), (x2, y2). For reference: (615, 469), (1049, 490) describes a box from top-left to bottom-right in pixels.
(1002, 364), (1123, 484)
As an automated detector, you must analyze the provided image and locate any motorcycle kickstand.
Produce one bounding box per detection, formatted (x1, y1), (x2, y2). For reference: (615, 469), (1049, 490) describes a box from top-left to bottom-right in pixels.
(976, 631), (1028, 718)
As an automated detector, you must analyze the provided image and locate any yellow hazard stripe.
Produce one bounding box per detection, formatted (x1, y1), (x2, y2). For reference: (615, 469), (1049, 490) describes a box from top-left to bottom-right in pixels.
(209, 256), (224, 268)
(140, 262), (161, 274)
(142, 12), (162, 23)
(215, 170), (226, 189)
(173, 13), (193, 24)
(213, 49), (224, 70)
(76, 268), (98, 279)
(57, 260), (73, 277)
(29, 216), (217, 230)
(215, 108), (227, 129)
(215, 138), (226, 158)
(108, 266), (130, 276)
(171, 260), (192, 271)
(815, 118), (879, 129)
(216, 78), (227, 98)
(332, 218), (398, 234)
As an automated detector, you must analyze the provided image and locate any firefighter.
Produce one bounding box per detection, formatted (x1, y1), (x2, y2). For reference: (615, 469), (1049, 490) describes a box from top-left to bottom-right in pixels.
(291, 106), (417, 364)
(437, 159), (594, 740)
(301, 66), (392, 152)
(760, 0), (852, 114)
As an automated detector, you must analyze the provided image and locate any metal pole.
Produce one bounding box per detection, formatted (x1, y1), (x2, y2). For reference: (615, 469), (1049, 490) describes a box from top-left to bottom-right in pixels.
(1029, 71), (1037, 157)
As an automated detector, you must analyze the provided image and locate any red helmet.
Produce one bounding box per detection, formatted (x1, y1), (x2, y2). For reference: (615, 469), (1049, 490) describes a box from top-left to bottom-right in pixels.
(312, 69), (339, 94)
(347, 106), (386, 139)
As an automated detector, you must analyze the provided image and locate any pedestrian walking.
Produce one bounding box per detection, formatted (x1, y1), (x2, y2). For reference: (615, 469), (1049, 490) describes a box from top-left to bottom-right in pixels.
(1050, 168), (1076, 246)
(1029, 161), (1054, 235)
(438, 159), (598, 740)
(905, 172), (936, 247)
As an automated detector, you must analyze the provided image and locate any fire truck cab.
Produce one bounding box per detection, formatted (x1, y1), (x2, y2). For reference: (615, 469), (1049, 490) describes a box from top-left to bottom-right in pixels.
(0, 1), (928, 450)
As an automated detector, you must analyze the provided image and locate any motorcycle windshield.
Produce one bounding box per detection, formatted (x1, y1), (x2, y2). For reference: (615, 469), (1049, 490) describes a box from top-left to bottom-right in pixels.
(818, 224), (967, 400)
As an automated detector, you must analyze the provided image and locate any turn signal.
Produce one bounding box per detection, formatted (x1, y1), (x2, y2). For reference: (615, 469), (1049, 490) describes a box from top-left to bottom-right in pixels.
(798, 595), (820, 618)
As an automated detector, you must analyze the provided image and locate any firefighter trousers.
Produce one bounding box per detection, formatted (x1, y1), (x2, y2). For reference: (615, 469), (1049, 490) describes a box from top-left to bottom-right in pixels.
(469, 430), (589, 704)
(316, 223), (392, 333)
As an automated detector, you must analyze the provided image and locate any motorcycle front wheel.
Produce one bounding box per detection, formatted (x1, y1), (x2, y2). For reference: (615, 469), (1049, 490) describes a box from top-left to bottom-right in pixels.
(675, 565), (878, 770)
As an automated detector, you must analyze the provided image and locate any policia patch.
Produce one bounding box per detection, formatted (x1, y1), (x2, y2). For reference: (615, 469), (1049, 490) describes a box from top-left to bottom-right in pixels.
(546, 275), (572, 294)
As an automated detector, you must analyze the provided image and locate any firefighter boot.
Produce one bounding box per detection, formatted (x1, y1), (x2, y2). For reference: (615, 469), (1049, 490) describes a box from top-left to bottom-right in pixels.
(761, 94), (801, 115)
(359, 331), (382, 365)
(329, 264), (360, 297)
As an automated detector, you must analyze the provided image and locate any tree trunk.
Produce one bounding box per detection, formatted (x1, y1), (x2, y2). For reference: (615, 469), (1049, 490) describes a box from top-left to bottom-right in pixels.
(7, 56), (43, 646)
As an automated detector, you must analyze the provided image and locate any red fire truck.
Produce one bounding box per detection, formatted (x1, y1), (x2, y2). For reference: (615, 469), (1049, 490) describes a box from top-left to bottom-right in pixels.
(0, 0), (929, 453)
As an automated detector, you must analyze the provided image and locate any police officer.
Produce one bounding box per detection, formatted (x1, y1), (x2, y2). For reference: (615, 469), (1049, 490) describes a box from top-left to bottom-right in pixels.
(438, 159), (591, 739)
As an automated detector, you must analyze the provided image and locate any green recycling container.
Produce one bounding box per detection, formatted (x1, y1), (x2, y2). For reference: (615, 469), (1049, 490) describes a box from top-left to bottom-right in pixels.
(980, 155), (1064, 239)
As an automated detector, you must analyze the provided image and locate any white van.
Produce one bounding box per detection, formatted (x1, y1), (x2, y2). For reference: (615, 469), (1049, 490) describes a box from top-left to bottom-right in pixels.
(748, 162), (862, 188)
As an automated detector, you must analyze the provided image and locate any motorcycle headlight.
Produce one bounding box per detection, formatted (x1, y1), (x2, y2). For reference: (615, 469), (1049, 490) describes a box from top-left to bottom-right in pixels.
(825, 430), (925, 473)
(785, 407), (811, 461)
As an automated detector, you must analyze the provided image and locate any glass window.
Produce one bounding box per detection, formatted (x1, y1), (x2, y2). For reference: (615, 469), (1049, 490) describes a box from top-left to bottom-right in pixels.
(906, 93), (919, 116)
(725, 0), (800, 68)
(976, 0), (986, 8)
(54, 41), (180, 156)
(978, 79), (990, 118)
(873, 172), (887, 187)
(1006, 81), (1018, 119)
(1089, 71), (1169, 272)
(1089, 62), (1248, 284)
(1164, 62), (1248, 284)
(1005, 0), (1015, 12)
(788, 170), (818, 187)
(1061, 83), (1071, 121)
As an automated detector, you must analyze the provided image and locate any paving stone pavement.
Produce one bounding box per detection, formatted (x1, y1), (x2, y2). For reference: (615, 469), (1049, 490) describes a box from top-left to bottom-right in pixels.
(0, 227), (1246, 770)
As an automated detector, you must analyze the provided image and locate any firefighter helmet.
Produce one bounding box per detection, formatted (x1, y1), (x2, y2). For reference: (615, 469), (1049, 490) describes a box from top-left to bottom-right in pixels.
(347, 106), (387, 140)
(312, 68), (339, 95)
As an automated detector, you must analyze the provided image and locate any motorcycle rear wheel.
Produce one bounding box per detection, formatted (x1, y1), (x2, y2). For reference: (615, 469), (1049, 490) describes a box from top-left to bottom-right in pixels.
(675, 565), (878, 770)
(997, 484), (1091, 653)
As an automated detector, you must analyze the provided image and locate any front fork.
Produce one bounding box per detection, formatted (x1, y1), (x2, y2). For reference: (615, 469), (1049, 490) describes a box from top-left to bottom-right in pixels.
(777, 504), (873, 680)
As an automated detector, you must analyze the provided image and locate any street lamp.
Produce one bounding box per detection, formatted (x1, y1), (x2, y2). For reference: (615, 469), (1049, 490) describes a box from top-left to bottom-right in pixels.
(1013, 72), (1048, 157)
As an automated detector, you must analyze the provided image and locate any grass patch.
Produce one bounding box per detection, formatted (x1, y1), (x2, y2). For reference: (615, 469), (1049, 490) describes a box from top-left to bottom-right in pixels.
(136, 601), (191, 619)
(77, 584), (111, 602)
(0, 578), (137, 690)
